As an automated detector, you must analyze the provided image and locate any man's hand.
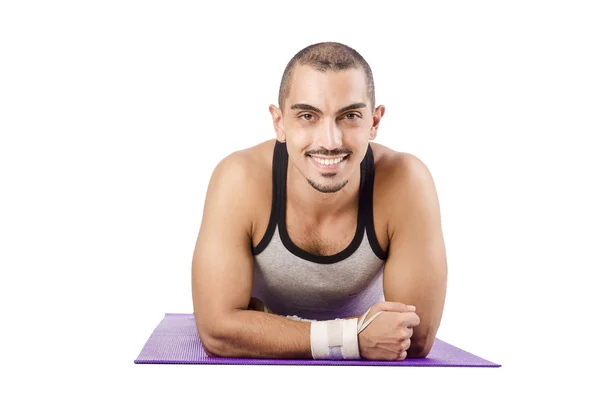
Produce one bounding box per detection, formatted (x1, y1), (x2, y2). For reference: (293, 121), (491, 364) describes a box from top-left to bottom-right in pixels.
(357, 301), (420, 361)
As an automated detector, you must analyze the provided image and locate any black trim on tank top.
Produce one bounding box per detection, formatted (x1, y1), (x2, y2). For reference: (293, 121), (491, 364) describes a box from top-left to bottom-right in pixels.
(364, 150), (388, 261)
(251, 141), (284, 256)
(252, 141), (388, 262)
(276, 142), (367, 264)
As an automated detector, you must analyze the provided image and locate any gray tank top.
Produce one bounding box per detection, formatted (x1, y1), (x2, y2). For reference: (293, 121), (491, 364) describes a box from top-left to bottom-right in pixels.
(250, 141), (388, 321)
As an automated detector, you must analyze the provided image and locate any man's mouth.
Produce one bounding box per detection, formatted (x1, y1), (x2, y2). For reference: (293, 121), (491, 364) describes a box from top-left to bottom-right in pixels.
(307, 154), (349, 168)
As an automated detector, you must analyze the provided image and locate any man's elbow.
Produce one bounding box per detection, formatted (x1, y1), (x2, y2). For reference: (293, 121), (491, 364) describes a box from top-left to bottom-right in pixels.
(407, 344), (432, 358)
(202, 336), (227, 357)
(407, 336), (435, 358)
(194, 314), (234, 358)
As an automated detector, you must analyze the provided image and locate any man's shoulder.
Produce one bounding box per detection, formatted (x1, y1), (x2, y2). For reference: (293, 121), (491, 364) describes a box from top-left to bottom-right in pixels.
(371, 142), (439, 233)
(208, 139), (275, 195)
(371, 142), (433, 191)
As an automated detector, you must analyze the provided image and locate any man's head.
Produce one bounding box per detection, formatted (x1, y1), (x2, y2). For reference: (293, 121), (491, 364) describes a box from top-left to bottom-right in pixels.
(277, 42), (376, 112)
(269, 42), (385, 194)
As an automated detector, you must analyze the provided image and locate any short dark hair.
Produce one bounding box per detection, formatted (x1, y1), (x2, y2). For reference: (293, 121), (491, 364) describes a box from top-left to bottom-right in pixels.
(277, 42), (375, 111)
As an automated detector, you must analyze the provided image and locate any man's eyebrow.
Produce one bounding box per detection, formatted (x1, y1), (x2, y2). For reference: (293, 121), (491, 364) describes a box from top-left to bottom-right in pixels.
(290, 102), (367, 115)
(290, 103), (323, 114)
(337, 102), (367, 114)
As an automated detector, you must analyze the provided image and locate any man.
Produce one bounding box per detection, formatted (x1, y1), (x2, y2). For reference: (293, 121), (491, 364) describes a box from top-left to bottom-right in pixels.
(191, 42), (447, 361)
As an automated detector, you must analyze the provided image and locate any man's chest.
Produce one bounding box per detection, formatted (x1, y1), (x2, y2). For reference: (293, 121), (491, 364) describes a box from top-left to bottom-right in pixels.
(285, 210), (358, 256)
(251, 202), (390, 257)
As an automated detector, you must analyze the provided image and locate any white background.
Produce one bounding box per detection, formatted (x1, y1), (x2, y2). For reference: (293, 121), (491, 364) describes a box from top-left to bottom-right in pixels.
(1, 0), (599, 395)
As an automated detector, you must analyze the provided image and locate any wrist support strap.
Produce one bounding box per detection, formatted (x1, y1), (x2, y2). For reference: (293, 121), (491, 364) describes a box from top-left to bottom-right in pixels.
(299, 306), (384, 360)
(357, 307), (383, 334)
(310, 317), (360, 359)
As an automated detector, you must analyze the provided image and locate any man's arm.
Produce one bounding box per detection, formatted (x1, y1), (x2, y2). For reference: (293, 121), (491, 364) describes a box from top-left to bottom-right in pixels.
(382, 153), (448, 358)
(191, 152), (312, 358)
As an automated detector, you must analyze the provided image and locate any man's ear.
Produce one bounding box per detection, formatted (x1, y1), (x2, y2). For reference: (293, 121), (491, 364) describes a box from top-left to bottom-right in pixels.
(269, 104), (285, 142)
(369, 105), (386, 140)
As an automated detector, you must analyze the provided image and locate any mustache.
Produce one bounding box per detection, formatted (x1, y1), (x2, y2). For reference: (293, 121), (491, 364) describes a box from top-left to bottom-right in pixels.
(305, 149), (352, 156)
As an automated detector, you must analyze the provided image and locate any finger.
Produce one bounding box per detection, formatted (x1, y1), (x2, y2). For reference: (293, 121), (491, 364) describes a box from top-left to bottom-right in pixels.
(380, 343), (408, 361)
(374, 301), (416, 313)
(401, 338), (411, 351)
(399, 312), (421, 328)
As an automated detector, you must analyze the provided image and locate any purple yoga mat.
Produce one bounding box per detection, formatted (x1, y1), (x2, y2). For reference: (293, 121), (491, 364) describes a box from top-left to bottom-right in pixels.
(134, 313), (500, 367)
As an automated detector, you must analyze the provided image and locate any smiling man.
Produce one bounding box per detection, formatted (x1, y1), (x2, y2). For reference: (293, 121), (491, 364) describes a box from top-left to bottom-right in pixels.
(191, 42), (447, 361)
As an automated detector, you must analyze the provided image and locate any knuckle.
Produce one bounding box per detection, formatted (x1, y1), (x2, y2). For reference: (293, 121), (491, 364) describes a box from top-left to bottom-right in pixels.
(398, 328), (413, 340)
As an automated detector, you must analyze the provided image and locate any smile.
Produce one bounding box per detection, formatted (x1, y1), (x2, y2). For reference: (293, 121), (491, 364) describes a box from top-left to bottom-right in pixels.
(308, 154), (349, 169)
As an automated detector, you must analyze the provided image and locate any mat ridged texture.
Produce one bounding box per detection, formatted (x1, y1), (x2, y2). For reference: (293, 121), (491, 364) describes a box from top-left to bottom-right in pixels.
(134, 313), (500, 367)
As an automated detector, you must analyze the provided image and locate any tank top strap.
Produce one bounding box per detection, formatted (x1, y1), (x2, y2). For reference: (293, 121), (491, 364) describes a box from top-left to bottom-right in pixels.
(362, 144), (388, 260)
(251, 141), (286, 255)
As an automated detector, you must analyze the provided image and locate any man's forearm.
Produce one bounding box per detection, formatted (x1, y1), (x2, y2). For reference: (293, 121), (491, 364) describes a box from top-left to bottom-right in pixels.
(200, 308), (366, 359)
(201, 309), (314, 359)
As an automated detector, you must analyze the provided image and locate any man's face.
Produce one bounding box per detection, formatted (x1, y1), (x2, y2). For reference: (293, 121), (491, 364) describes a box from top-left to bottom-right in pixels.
(271, 64), (384, 194)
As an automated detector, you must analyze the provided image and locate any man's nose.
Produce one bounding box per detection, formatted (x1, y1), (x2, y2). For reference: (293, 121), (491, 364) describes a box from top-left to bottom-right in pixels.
(316, 119), (342, 151)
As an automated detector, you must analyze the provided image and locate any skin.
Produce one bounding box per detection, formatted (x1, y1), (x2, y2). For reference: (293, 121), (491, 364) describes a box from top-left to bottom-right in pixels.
(191, 64), (447, 359)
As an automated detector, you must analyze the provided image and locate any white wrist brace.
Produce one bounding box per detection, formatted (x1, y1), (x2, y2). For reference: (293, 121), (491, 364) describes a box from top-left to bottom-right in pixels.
(307, 307), (384, 360)
(310, 318), (360, 360)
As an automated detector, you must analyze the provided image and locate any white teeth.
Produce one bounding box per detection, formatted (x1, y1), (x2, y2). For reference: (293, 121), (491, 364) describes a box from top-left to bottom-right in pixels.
(312, 156), (344, 165)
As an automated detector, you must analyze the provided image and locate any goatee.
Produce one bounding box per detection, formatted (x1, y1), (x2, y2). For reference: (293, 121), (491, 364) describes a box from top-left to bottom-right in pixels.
(306, 178), (349, 193)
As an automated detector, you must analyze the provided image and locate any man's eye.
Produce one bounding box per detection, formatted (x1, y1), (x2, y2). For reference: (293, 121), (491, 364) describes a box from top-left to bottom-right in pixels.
(345, 113), (360, 120)
(300, 114), (313, 121)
